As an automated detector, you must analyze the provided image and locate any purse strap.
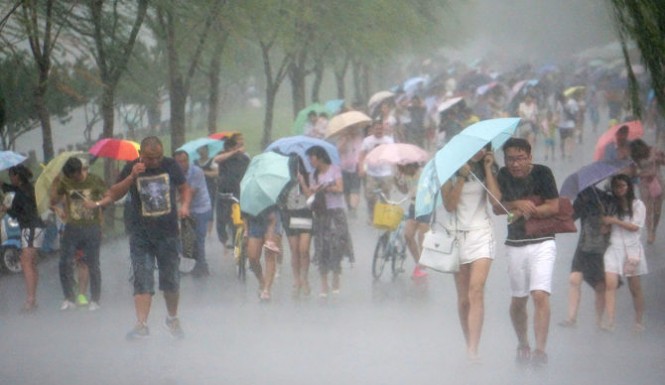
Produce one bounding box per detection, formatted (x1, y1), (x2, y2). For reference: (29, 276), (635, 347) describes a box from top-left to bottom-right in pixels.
(430, 191), (457, 234)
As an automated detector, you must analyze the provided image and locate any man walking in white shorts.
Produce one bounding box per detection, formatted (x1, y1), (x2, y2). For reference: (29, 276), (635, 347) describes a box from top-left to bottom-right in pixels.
(495, 138), (560, 367)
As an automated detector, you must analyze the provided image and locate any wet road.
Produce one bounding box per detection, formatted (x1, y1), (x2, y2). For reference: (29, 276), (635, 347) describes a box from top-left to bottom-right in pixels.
(2, 130), (665, 385)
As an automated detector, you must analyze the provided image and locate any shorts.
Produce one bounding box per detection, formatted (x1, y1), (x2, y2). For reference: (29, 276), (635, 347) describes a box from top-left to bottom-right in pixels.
(129, 235), (180, 295)
(558, 127), (575, 141)
(407, 203), (431, 223)
(507, 240), (556, 297)
(571, 249), (605, 287)
(248, 211), (283, 239)
(457, 227), (495, 265)
(21, 227), (45, 249)
(603, 244), (648, 277)
(342, 171), (361, 194)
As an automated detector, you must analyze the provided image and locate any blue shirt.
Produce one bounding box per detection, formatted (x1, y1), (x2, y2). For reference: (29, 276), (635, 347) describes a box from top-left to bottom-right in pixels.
(186, 164), (212, 214)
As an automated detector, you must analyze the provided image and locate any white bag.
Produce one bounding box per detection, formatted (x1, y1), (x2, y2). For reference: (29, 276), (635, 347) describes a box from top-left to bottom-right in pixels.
(419, 229), (459, 273)
(289, 217), (313, 230)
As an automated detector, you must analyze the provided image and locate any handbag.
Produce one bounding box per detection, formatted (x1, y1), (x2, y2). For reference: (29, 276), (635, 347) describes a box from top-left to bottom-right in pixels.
(524, 196), (577, 236)
(648, 177), (662, 198)
(306, 191), (327, 214)
(289, 216), (313, 230)
(419, 197), (460, 273)
(180, 216), (197, 259)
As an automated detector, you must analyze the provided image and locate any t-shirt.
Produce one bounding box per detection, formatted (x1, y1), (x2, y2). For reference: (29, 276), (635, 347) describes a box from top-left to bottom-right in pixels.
(498, 164), (559, 246)
(309, 165), (345, 210)
(185, 164), (212, 214)
(573, 188), (611, 254)
(338, 135), (363, 173)
(361, 135), (394, 177)
(217, 152), (250, 196)
(2, 183), (45, 229)
(57, 173), (107, 226)
(119, 157), (186, 238)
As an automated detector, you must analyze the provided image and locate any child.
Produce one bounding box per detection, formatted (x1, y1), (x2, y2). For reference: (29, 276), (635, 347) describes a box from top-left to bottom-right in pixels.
(542, 110), (556, 161)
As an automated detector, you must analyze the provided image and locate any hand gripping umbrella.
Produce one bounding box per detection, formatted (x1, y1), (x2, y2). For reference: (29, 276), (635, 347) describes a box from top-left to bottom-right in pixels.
(239, 152), (293, 217)
(265, 135), (339, 173)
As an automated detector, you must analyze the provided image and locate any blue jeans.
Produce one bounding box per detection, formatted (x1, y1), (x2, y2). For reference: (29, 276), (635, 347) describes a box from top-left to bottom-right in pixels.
(129, 234), (180, 295)
(192, 210), (213, 268)
(59, 224), (102, 302)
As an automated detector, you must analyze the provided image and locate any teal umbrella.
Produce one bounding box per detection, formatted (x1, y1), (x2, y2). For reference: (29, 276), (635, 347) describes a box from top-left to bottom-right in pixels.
(415, 159), (442, 217)
(434, 117), (521, 185)
(324, 99), (345, 115)
(177, 137), (225, 164)
(292, 103), (330, 135)
(0, 151), (27, 171)
(240, 152), (293, 216)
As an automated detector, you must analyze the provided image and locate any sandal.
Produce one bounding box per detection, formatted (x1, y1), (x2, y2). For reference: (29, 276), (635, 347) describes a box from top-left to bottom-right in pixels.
(259, 290), (271, 301)
(20, 301), (38, 313)
(558, 319), (577, 328)
(263, 241), (280, 254)
(515, 345), (531, 367)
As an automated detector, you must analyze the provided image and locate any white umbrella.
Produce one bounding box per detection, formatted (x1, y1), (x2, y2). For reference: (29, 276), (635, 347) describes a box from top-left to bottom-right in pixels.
(367, 91), (395, 116)
(325, 111), (372, 139)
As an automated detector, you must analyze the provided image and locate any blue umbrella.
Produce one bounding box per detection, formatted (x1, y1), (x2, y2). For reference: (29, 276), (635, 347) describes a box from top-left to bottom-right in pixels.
(176, 138), (225, 164)
(0, 151), (27, 171)
(240, 152), (292, 217)
(560, 159), (633, 199)
(324, 99), (345, 115)
(415, 159), (442, 217)
(434, 118), (521, 185)
(403, 76), (427, 97)
(265, 135), (340, 172)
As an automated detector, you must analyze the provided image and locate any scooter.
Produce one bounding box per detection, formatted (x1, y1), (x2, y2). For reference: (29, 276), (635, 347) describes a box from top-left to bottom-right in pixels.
(0, 213), (22, 274)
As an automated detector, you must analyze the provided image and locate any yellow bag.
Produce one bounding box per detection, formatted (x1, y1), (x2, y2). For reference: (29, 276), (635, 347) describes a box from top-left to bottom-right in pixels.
(231, 203), (243, 226)
(373, 203), (404, 230)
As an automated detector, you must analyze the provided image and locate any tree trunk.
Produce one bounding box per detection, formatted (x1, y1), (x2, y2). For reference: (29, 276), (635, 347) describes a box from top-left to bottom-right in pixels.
(289, 63), (307, 117)
(351, 59), (363, 108)
(170, 76), (187, 150)
(262, 87), (277, 149)
(34, 79), (54, 161)
(311, 58), (324, 103)
(207, 36), (226, 134)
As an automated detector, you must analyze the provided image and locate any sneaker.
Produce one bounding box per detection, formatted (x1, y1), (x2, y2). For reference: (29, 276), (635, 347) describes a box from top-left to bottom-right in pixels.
(516, 345), (531, 367)
(190, 265), (210, 278)
(88, 301), (100, 311)
(531, 350), (548, 368)
(60, 300), (77, 311)
(76, 294), (89, 307)
(412, 265), (428, 279)
(126, 323), (150, 340)
(164, 316), (185, 339)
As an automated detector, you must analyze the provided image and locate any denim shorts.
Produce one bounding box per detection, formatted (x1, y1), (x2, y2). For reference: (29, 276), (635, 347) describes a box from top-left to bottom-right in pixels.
(129, 235), (180, 295)
(247, 211), (283, 239)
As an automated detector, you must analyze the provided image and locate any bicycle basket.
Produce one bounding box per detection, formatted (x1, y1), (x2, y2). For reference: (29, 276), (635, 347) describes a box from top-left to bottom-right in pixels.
(231, 203), (243, 226)
(373, 202), (404, 230)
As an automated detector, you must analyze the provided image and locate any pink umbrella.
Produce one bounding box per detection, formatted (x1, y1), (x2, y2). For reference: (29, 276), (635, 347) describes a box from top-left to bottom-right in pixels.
(593, 120), (643, 161)
(365, 143), (429, 167)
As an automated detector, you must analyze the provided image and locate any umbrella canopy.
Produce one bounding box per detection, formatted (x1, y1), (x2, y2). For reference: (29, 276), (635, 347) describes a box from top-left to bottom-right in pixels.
(560, 159), (634, 199)
(208, 131), (239, 140)
(415, 159), (442, 217)
(367, 91), (395, 117)
(403, 76), (427, 97)
(265, 135), (340, 172)
(176, 137), (225, 164)
(35, 151), (85, 215)
(564, 86), (585, 98)
(240, 152), (292, 217)
(476, 82), (498, 96)
(88, 138), (139, 161)
(325, 110), (371, 139)
(365, 143), (429, 168)
(593, 120), (644, 161)
(437, 97), (464, 114)
(324, 99), (345, 115)
(434, 117), (521, 185)
(0, 151), (27, 171)
(292, 103), (330, 135)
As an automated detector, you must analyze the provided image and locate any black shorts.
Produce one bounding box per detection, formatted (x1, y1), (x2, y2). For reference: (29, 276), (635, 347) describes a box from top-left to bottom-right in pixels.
(571, 249), (605, 288)
(342, 171), (361, 194)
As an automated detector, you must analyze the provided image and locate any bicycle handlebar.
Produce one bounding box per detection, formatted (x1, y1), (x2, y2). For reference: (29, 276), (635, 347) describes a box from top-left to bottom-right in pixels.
(218, 192), (240, 203)
(373, 189), (410, 206)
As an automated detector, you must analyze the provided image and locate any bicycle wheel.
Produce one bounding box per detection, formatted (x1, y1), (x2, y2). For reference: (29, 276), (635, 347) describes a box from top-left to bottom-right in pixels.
(391, 238), (407, 277)
(372, 232), (390, 279)
(233, 227), (247, 282)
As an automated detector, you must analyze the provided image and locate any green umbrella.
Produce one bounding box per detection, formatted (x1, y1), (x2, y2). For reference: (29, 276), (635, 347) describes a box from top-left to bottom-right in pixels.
(292, 103), (330, 135)
(240, 152), (292, 217)
(35, 151), (85, 214)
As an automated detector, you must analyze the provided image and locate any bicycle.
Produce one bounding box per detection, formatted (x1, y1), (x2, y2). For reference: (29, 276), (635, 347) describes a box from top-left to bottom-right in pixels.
(371, 191), (410, 280)
(219, 193), (248, 281)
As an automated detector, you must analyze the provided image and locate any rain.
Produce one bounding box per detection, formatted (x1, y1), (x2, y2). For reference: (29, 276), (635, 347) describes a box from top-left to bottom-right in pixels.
(1, 1), (665, 385)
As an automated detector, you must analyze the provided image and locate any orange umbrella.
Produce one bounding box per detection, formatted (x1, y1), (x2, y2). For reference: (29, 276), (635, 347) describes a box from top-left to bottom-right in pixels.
(88, 138), (140, 161)
(593, 120), (643, 161)
(208, 131), (239, 140)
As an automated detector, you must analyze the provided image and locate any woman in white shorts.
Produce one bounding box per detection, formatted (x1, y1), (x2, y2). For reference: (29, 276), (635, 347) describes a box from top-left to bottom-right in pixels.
(441, 145), (500, 363)
(601, 174), (647, 332)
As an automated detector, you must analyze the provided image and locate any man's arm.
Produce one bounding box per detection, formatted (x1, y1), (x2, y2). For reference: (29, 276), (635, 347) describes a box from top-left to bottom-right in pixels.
(177, 183), (192, 218)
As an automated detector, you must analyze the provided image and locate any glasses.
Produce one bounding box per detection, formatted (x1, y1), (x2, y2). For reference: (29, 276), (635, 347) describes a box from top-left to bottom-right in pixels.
(504, 156), (529, 164)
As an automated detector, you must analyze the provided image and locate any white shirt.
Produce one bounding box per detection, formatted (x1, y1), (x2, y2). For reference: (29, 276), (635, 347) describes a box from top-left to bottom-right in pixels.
(361, 135), (395, 177)
(437, 175), (492, 231)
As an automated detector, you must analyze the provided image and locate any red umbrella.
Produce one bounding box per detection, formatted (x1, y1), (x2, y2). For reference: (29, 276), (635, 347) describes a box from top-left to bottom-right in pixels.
(593, 120), (643, 161)
(365, 143), (429, 167)
(208, 131), (239, 140)
(88, 138), (140, 161)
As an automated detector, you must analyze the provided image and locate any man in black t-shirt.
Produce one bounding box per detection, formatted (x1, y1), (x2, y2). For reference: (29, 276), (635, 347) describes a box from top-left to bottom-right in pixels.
(89, 136), (191, 340)
(495, 138), (559, 367)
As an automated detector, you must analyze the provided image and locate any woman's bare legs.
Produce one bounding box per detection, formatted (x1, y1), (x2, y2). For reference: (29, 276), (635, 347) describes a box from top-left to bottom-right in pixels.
(454, 258), (492, 360)
(20, 246), (39, 310)
(627, 276), (645, 330)
(562, 272), (582, 325)
(603, 272), (620, 330)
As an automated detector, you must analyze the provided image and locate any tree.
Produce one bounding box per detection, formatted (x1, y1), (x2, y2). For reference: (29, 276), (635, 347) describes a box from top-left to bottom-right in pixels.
(609, 0), (665, 119)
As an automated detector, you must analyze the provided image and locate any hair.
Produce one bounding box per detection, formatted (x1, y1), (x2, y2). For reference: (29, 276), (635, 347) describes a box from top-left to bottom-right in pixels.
(62, 156), (83, 178)
(289, 153), (309, 187)
(502, 137), (531, 155)
(224, 136), (238, 151)
(8, 164), (33, 187)
(140, 136), (162, 151)
(305, 145), (331, 182)
(629, 138), (650, 162)
(610, 174), (635, 219)
(173, 149), (189, 159)
(617, 125), (629, 135)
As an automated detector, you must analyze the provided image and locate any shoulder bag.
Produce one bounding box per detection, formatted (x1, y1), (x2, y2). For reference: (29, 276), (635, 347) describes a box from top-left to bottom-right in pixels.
(524, 196), (577, 236)
(419, 196), (460, 273)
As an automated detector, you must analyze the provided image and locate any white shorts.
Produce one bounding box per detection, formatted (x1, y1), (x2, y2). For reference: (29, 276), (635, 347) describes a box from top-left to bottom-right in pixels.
(507, 240), (556, 297)
(603, 244), (648, 277)
(457, 227), (495, 265)
(21, 227), (45, 249)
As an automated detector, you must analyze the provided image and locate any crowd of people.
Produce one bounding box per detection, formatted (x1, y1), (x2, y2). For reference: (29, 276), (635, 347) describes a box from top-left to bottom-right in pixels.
(1, 58), (662, 369)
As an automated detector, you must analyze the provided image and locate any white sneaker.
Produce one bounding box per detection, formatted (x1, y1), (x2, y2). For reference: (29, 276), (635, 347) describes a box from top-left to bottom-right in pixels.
(88, 302), (101, 311)
(60, 300), (76, 311)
